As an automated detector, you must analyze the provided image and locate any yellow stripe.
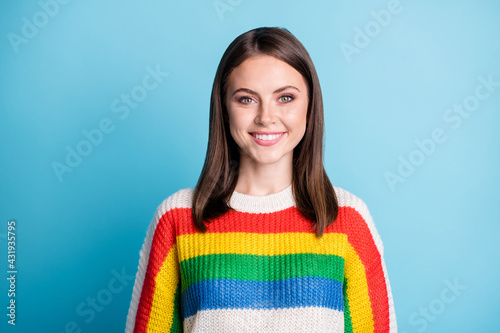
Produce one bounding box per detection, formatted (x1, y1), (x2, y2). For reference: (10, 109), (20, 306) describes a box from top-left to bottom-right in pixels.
(344, 242), (375, 332)
(176, 231), (373, 330)
(147, 243), (180, 333)
(177, 232), (347, 260)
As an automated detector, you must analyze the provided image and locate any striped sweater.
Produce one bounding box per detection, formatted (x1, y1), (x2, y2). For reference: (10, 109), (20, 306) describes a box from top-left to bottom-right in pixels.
(126, 184), (397, 332)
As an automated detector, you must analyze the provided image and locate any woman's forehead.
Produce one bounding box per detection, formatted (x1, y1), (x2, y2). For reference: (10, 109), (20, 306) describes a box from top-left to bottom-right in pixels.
(226, 55), (307, 93)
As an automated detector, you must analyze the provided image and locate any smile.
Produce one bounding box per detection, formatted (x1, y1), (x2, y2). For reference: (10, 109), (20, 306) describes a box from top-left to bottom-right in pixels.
(249, 132), (286, 146)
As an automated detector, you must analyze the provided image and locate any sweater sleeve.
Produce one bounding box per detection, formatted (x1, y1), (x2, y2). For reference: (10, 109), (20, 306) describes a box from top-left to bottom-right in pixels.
(341, 197), (397, 333)
(125, 200), (183, 333)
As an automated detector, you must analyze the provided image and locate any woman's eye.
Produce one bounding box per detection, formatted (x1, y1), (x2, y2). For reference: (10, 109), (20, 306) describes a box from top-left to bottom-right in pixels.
(238, 97), (254, 104)
(279, 95), (294, 103)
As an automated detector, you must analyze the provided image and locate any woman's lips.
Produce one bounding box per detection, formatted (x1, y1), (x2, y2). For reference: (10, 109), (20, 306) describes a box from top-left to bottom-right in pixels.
(249, 132), (286, 146)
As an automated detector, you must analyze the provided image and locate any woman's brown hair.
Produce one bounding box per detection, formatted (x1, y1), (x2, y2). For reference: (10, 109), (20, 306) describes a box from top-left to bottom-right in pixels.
(191, 26), (338, 239)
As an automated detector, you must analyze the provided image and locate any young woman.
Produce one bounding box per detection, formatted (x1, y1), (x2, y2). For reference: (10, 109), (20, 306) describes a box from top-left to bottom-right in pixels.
(126, 27), (397, 332)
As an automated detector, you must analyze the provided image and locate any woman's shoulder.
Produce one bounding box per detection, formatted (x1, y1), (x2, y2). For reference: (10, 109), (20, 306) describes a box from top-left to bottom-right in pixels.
(332, 185), (384, 253)
(144, 187), (195, 234)
(154, 186), (195, 216)
(332, 185), (370, 213)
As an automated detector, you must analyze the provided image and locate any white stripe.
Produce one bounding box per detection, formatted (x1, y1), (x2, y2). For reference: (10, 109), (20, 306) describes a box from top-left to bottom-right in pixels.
(382, 256), (398, 332)
(184, 306), (344, 333)
(229, 184), (296, 213)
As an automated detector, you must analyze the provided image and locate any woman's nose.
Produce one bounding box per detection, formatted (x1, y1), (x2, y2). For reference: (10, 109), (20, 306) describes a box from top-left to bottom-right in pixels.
(256, 101), (276, 125)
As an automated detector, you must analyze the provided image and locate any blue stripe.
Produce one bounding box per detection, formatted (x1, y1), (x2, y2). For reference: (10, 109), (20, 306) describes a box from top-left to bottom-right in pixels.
(181, 276), (343, 319)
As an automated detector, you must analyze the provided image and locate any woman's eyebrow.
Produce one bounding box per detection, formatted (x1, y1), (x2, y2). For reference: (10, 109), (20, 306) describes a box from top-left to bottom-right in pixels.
(232, 85), (300, 96)
(273, 85), (300, 94)
(232, 88), (257, 96)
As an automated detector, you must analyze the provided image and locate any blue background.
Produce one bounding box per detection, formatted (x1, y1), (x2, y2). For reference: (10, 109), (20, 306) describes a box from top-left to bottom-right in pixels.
(1, 0), (499, 332)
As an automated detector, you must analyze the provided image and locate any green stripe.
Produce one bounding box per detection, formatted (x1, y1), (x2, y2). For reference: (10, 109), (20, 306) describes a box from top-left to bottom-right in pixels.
(343, 277), (353, 333)
(180, 253), (344, 293)
(170, 279), (183, 332)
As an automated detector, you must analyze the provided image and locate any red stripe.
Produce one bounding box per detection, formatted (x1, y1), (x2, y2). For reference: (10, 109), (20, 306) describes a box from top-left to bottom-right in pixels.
(176, 206), (313, 235)
(134, 212), (176, 332)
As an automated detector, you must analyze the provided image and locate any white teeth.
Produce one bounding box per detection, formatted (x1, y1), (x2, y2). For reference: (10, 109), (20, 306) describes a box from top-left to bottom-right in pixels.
(252, 133), (284, 141)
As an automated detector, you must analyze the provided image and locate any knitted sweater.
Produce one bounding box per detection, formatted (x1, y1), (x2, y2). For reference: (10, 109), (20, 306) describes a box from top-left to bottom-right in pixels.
(126, 184), (397, 332)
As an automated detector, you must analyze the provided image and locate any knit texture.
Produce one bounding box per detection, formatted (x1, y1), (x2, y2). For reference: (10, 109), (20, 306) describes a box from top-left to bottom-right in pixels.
(125, 184), (397, 332)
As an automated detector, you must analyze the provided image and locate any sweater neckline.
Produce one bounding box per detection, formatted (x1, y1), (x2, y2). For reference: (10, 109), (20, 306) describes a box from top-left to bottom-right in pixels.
(228, 184), (296, 214)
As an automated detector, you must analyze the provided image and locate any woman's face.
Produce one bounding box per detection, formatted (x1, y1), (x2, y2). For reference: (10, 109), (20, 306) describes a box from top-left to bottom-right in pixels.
(225, 55), (309, 168)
